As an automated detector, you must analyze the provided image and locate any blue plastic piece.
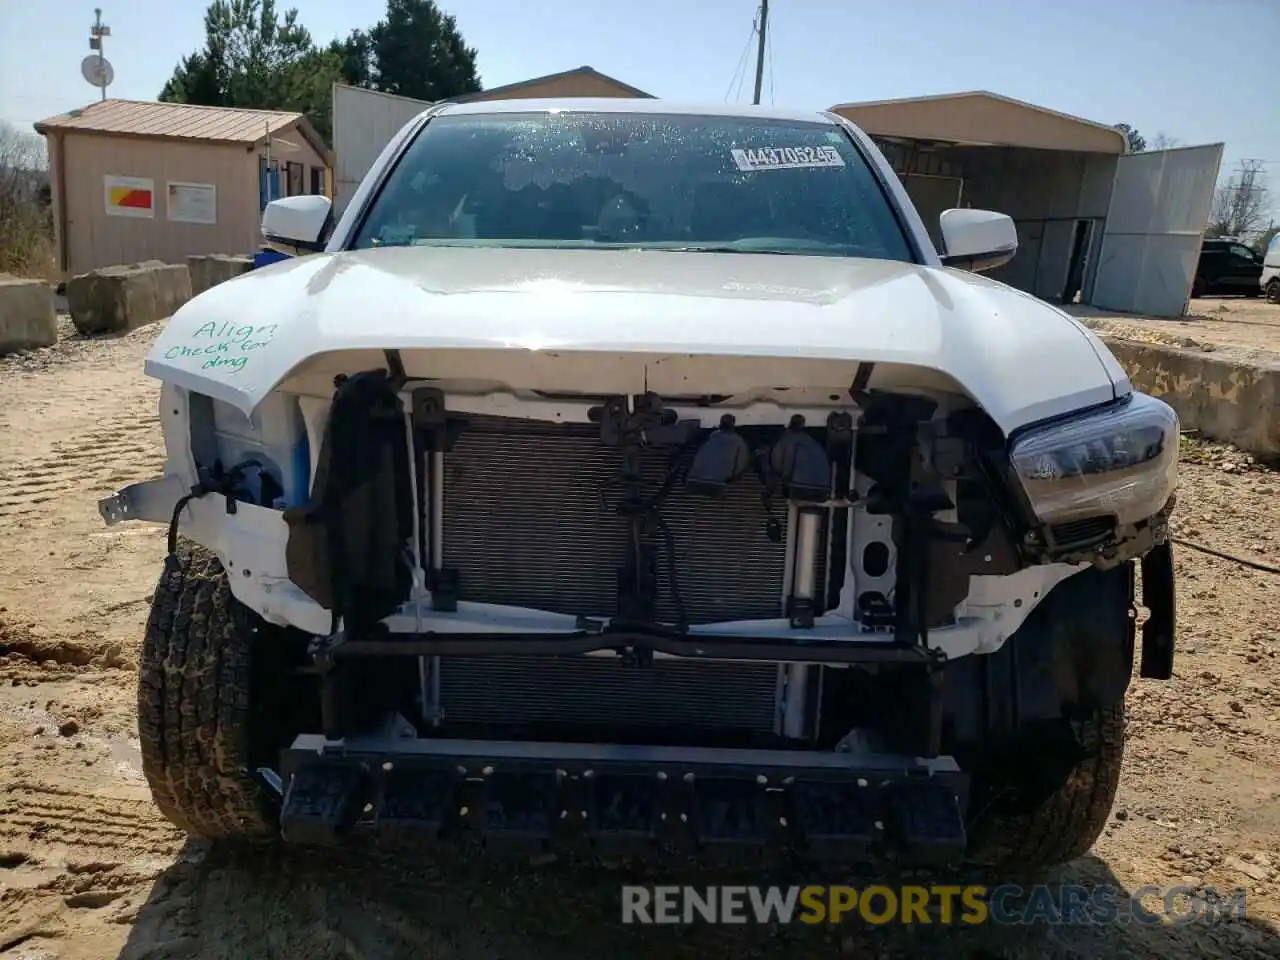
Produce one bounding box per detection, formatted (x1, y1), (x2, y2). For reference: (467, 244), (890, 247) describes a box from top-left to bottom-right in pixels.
(291, 434), (311, 507)
(253, 249), (291, 270)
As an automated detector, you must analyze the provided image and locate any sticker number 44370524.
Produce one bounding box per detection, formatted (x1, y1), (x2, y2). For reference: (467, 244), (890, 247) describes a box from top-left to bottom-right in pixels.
(730, 146), (846, 172)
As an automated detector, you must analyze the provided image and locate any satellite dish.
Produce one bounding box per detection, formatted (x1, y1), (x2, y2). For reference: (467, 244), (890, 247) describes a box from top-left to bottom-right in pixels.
(81, 55), (114, 89)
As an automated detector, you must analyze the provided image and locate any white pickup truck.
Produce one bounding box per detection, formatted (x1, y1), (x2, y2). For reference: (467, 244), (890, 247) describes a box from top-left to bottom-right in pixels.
(101, 98), (1177, 872)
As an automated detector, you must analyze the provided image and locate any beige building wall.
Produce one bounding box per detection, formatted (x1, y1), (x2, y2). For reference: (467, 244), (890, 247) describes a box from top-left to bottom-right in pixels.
(833, 95), (1125, 154)
(465, 74), (648, 101)
(255, 123), (329, 203)
(54, 122), (328, 277)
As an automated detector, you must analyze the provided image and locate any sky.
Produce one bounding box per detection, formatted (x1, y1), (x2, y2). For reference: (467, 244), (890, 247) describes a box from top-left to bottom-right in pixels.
(2, 0), (1277, 211)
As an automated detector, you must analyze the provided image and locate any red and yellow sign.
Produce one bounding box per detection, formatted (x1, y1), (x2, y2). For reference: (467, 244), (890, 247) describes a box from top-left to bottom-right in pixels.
(110, 185), (151, 208)
(103, 175), (154, 218)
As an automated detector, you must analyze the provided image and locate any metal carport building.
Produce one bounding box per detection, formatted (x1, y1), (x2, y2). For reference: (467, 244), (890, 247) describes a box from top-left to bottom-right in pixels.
(830, 91), (1224, 318)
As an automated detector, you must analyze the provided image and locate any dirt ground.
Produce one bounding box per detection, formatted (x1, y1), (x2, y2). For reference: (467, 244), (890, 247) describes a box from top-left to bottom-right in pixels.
(2, 312), (1280, 959)
(1071, 296), (1280, 364)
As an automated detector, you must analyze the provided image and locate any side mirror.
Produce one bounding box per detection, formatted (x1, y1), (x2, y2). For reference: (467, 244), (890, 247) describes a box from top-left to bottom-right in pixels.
(938, 209), (1017, 273)
(262, 195), (333, 255)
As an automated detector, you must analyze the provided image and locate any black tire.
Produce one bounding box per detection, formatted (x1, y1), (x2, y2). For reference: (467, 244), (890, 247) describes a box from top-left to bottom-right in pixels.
(965, 702), (1125, 873)
(138, 541), (283, 840)
(1267, 279), (1280, 304)
(1191, 275), (1207, 298)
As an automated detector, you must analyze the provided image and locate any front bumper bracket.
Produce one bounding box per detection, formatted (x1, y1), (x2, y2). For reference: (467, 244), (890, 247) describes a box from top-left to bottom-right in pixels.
(98, 474), (186, 526)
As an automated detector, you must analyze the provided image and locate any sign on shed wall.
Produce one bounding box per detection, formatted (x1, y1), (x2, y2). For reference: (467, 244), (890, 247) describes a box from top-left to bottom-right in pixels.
(104, 175), (154, 218)
(166, 181), (217, 224)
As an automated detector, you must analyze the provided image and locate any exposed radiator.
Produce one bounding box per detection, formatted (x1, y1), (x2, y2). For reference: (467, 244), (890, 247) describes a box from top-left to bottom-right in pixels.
(438, 655), (782, 736)
(441, 415), (826, 625)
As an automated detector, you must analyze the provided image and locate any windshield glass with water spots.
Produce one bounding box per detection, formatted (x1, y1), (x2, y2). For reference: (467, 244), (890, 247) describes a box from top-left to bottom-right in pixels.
(350, 112), (915, 261)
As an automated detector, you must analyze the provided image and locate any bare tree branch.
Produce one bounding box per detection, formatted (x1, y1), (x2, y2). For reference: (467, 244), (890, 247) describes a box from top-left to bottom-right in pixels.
(1207, 160), (1270, 240)
(0, 122), (54, 278)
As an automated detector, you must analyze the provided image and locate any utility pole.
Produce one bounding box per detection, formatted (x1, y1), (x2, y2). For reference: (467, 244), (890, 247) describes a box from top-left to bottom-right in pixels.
(89, 9), (111, 102)
(1236, 159), (1264, 214)
(751, 0), (769, 106)
(1220, 159), (1269, 239)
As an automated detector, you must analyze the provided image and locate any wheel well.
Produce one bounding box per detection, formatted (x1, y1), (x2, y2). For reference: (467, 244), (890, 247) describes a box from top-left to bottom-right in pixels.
(939, 561), (1134, 765)
(247, 618), (320, 769)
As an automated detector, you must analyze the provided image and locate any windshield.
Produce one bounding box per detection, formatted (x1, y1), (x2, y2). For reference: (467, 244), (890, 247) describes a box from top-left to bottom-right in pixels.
(350, 112), (915, 261)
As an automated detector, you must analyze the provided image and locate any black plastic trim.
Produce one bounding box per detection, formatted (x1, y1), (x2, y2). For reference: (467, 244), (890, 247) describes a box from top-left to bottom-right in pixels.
(1004, 392), (1133, 448)
(1139, 540), (1176, 679)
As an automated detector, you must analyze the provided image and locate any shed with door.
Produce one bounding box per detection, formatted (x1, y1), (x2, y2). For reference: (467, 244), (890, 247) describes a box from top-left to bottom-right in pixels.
(34, 99), (333, 278)
(830, 91), (1224, 318)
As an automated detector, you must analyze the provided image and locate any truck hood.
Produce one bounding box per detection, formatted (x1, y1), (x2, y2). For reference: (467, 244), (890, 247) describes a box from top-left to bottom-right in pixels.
(147, 246), (1123, 432)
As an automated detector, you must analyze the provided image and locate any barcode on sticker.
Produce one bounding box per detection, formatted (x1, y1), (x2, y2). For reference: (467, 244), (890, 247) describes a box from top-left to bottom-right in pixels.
(730, 146), (846, 171)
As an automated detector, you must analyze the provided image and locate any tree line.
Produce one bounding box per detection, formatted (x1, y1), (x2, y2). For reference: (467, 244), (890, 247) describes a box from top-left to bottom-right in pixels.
(150, 11), (1280, 251)
(158, 0), (482, 143)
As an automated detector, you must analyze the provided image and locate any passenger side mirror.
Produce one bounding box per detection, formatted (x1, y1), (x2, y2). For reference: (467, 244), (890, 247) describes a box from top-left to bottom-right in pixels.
(262, 195), (333, 255)
(938, 209), (1017, 273)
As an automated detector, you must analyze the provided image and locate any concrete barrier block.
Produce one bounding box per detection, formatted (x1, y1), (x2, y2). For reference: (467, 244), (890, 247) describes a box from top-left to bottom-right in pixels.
(0, 278), (58, 355)
(188, 254), (253, 297)
(1099, 336), (1280, 458)
(66, 260), (192, 335)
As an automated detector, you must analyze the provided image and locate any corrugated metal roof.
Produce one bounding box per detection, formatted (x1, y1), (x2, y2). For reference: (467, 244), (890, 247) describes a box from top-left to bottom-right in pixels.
(34, 99), (304, 145)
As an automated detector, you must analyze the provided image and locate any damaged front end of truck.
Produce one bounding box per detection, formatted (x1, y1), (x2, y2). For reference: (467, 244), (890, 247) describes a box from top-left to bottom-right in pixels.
(98, 99), (1182, 869)
(102, 339), (1177, 868)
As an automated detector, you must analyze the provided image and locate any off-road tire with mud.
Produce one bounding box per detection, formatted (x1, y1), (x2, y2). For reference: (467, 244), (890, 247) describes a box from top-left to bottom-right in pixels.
(138, 541), (285, 840)
(965, 702), (1125, 872)
(1267, 278), (1280, 304)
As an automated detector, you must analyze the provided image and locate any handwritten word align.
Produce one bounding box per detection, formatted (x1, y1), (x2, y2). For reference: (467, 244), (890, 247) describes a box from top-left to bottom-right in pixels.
(164, 321), (279, 372)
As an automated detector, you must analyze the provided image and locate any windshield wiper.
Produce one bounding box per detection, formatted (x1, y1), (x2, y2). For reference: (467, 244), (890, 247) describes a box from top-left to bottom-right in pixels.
(648, 245), (809, 255)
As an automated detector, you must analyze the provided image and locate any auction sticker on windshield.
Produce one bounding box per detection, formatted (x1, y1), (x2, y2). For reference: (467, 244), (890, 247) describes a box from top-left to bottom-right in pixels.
(730, 146), (846, 171)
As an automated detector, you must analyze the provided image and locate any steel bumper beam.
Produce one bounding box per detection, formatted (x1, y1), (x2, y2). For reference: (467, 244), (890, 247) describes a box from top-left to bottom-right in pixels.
(312, 630), (945, 666)
(98, 474), (187, 526)
(279, 736), (969, 865)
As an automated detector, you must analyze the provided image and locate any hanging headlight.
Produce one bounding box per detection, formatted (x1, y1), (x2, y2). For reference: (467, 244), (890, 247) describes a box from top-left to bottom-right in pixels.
(1009, 393), (1178, 527)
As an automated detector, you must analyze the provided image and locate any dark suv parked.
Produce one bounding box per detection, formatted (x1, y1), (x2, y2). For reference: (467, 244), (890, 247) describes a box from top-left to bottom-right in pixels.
(1193, 238), (1264, 297)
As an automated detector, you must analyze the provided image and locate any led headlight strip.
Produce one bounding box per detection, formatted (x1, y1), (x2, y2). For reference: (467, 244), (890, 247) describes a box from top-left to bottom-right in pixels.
(1009, 393), (1179, 528)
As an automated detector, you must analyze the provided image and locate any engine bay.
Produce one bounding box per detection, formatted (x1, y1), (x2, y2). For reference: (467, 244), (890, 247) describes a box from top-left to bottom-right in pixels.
(271, 364), (1169, 647)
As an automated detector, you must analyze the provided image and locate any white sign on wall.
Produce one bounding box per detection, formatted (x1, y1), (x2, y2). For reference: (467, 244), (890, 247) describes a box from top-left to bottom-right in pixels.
(103, 174), (154, 218)
(166, 181), (217, 224)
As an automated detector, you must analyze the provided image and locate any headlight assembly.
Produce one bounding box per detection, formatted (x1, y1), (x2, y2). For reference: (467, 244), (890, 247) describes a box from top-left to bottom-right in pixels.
(1009, 393), (1178, 527)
